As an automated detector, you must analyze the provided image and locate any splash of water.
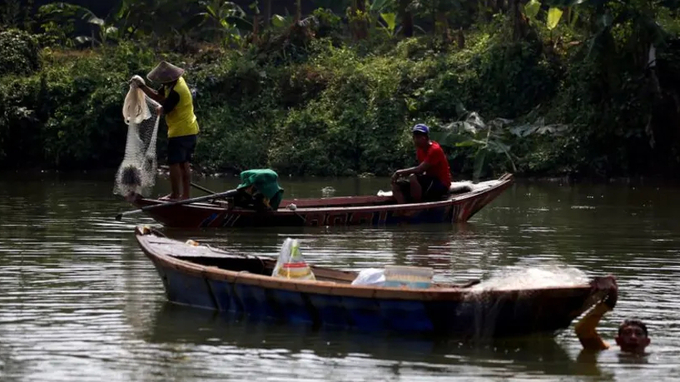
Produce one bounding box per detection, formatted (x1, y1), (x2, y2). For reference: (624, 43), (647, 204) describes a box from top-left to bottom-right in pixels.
(470, 265), (589, 291)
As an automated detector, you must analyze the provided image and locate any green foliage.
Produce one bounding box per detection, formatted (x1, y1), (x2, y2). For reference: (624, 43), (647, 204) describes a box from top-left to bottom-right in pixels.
(3, 1), (680, 179)
(0, 41), (157, 169)
(36, 2), (125, 47)
(0, 29), (40, 76)
(434, 112), (516, 181)
(195, 0), (250, 45)
(312, 7), (345, 40)
(547, 7), (563, 30)
(379, 13), (398, 36)
(0, 0), (26, 29)
(524, 0), (542, 21)
(268, 48), (414, 176)
(418, 36), (558, 121)
(36, 2), (84, 46)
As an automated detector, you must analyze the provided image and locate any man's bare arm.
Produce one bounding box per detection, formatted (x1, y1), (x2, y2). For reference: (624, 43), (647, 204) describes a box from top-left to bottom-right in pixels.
(138, 84), (165, 105)
(575, 276), (618, 351)
(391, 161), (431, 183)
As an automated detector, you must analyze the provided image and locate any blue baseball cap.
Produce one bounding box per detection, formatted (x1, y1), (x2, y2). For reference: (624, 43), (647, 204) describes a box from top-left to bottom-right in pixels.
(412, 124), (430, 134)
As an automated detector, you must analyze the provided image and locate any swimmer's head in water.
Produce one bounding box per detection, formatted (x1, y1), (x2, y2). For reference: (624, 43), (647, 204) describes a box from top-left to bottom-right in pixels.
(616, 319), (650, 353)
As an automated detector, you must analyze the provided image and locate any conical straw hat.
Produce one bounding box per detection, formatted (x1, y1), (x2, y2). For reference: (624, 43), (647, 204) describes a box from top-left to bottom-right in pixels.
(147, 61), (185, 83)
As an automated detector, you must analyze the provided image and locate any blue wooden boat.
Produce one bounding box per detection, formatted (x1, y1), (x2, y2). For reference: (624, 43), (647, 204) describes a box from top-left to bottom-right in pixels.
(135, 226), (614, 338)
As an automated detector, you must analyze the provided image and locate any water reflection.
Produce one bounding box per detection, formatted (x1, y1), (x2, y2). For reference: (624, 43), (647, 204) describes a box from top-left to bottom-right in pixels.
(0, 173), (679, 381)
(143, 302), (606, 380)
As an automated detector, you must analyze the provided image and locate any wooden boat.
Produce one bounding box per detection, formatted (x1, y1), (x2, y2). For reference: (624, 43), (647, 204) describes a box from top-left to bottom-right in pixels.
(135, 225), (615, 338)
(131, 173), (514, 228)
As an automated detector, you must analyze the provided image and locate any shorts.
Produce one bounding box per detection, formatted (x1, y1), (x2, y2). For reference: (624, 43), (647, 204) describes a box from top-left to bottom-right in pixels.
(167, 134), (197, 165)
(397, 175), (449, 202)
(417, 174), (449, 201)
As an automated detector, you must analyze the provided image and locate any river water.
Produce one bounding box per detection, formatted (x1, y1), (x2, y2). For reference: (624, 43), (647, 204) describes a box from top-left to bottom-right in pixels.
(0, 172), (678, 381)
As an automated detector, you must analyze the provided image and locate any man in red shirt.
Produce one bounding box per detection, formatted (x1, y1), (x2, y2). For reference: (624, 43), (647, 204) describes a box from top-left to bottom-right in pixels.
(391, 124), (452, 203)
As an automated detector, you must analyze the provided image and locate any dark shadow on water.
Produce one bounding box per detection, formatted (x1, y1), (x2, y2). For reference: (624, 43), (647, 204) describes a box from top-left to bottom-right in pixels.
(143, 302), (612, 378)
(158, 222), (481, 252)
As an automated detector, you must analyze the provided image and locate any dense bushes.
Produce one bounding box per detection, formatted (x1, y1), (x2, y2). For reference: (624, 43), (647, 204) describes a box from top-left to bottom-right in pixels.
(2, 16), (680, 178)
(0, 41), (157, 168)
(0, 29), (40, 76)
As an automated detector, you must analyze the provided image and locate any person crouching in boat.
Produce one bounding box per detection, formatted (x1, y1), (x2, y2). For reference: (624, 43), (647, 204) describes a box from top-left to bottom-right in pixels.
(391, 124), (452, 203)
(576, 275), (651, 354)
(131, 61), (199, 201)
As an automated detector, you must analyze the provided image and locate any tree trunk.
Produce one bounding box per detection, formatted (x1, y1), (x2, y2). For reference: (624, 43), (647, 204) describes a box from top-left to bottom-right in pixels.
(431, 1), (437, 37)
(357, 0), (366, 13)
(351, 0), (368, 40)
(431, 1), (452, 48)
(510, 0), (528, 40)
(253, 14), (259, 43)
(296, 0), (302, 22)
(399, 0), (413, 37)
(457, 28), (465, 49)
(497, 0), (507, 13)
(264, 0), (271, 27)
(436, 11), (450, 43)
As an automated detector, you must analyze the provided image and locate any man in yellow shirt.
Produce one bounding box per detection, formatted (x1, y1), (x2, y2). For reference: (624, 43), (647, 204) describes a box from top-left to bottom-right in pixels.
(575, 276), (651, 354)
(132, 61), (200, 200)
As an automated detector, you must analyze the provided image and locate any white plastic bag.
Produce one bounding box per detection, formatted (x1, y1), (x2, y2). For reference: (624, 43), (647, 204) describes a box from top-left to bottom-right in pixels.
(351, 269), (386, 286)
(272, 238), (316, 281)
(123, 76), (151, 125)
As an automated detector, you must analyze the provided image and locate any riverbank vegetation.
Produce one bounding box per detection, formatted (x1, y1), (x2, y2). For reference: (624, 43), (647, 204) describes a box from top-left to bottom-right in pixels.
(2, 1), (680, 179)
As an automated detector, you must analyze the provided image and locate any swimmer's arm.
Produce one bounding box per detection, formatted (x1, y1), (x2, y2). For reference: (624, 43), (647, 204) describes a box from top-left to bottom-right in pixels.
(575, 302), (611, 351)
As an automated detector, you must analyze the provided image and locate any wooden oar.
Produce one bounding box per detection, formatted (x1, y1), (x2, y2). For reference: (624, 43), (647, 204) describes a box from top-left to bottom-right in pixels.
(115, 189), (239, 221)
(191, 182), (216, 195)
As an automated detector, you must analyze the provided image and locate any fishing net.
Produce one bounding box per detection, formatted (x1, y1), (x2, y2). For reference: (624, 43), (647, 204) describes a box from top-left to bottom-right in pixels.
(113, 79), (161, 197)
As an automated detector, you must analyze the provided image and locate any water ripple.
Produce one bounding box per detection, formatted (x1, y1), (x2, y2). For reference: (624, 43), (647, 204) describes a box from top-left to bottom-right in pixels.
(0, 177), (679, 381)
